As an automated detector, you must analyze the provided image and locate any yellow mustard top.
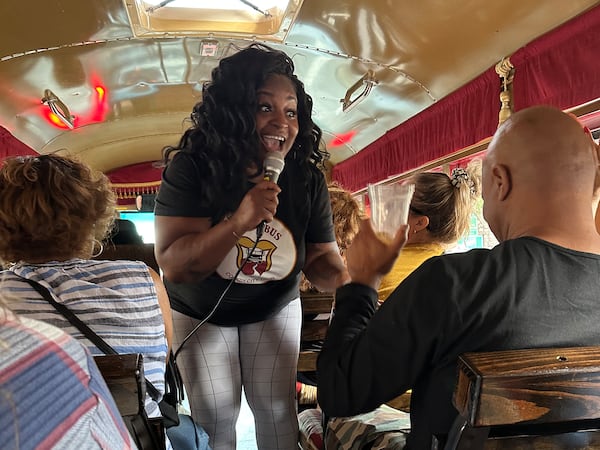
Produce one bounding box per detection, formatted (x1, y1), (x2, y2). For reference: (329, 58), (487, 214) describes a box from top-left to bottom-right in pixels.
(377, 243), (445, 302)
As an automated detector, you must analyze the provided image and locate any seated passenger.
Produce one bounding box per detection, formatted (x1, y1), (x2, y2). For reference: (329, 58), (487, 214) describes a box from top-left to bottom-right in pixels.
(298, 182), (362, 401)
(0, 155), (173, 434)
(317, 106), (600, 449)
(300, 182), (362, 293)
(0, 302), (135, 449)
(378, 162), (481, 303)
(109, 218), (144, 245)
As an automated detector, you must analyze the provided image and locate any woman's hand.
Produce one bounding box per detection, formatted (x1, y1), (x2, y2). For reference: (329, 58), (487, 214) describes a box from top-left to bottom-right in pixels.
(345, 218), (409, 290)
(227, 180), (281, 233)
(155, 180), (282, 283)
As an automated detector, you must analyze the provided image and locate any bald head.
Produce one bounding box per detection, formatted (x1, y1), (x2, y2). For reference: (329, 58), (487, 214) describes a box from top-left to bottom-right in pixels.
(489, 106), (596, 187)
(482, 106), (600, 245)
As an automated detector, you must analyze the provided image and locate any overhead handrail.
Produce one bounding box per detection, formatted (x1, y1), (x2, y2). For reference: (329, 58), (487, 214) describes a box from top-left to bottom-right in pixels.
(341, 70), (378, 113)
(41, 89), (75, 129)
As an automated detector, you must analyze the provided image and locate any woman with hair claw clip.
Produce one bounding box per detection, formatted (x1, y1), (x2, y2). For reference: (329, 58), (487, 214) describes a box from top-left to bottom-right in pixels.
(378, 161), (482, 303)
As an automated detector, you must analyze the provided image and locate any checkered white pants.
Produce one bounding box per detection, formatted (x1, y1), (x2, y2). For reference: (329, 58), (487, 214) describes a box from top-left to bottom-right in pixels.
(171, 298), (301, 450)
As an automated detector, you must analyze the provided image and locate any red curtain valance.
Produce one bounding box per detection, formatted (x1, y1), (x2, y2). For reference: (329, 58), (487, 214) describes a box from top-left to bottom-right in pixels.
(0, 127), (37, 159)
(106, 160), (163, 184)
(331, 5), (600, 192)
(106, 161), (163, 206)
(331, 68), (499, 192)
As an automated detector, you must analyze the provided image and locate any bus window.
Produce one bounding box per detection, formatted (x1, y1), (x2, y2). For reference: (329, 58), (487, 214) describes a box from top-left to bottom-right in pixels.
(119, 211), (156, 244)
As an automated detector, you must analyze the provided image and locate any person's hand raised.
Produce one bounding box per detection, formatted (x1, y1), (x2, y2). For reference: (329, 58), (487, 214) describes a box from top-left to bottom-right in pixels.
(228, 180), (281, 233)
(345, 218), (409, 290)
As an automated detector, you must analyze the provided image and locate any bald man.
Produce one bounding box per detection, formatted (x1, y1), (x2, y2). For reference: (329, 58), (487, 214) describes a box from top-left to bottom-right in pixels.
(317, 106), (600, 449)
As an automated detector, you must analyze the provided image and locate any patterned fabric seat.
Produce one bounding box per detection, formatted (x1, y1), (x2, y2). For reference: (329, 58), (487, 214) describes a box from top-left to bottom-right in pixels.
(299, 404), (411, 450)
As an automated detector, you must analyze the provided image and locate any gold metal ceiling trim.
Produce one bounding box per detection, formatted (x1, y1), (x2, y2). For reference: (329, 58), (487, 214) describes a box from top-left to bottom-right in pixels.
(0, 34), (436, 103)
(283, 42), (437, 102)
(0, 37), (137, 62)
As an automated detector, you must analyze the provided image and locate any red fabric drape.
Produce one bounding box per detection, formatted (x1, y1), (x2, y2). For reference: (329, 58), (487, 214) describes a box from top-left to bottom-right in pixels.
(106, 161), (163, 184)
(512, 5), (600, 111)
(107, 161), (163, 207)
(332, 5), (600, 192)
(331, 68), (499, 192)
(0, 127), (37, 159)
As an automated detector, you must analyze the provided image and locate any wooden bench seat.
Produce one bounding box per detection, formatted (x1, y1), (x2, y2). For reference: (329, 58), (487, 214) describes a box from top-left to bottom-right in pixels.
(298, 291), (335, 373)
(444, 346), (600, 449)
(95, 243), (160, 273)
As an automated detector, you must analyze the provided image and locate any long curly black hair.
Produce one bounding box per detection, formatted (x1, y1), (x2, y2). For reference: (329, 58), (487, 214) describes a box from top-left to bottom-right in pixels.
(163, 43), (327, 220)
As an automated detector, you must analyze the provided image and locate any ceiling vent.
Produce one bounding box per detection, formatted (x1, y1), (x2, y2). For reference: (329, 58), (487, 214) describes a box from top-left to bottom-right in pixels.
(123, 0), (303, 41)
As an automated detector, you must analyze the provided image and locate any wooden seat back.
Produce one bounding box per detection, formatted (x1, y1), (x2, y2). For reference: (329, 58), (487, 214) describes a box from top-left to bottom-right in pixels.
(96, 243), (160, 273)
(94, 353), (145, 416)
(444, 346), (600, 450)
(298, 291), (334, 372)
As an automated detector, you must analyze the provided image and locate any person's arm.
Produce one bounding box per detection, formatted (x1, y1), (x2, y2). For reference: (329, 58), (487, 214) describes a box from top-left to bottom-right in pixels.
(317, 218), (425, 416)
(303, 241), (350, 291)
(317, 271), (452, 418)
(155, 180), (281, 283)
(148, 267), (173, 352)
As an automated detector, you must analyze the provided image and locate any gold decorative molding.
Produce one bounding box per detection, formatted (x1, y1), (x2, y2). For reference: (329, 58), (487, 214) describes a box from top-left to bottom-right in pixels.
(495, 58), (515, 126)
(110, 181), (161, 200)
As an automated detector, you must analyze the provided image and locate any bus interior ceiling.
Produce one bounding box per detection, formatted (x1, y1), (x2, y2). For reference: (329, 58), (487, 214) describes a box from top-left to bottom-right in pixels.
(0, 0), (599, 192)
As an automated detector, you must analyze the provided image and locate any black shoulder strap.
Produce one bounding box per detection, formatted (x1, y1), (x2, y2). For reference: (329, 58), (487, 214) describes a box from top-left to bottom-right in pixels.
(22, 277), (162, 402)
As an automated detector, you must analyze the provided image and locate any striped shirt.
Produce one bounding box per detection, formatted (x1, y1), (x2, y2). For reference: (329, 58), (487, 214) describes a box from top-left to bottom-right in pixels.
(1, 259), (168, 418)
(0, 310), (136, 450)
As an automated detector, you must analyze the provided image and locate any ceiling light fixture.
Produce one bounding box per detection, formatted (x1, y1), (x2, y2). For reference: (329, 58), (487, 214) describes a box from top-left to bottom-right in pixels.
(125, 0), (302, 41)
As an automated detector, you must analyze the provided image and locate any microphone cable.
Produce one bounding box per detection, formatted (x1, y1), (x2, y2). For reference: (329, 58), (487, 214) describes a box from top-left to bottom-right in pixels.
(173, 154), (283, 359)
(172, 230), (260, 361)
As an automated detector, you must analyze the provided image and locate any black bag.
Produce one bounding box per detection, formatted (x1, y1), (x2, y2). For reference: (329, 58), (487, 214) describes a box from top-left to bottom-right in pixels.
(157, 352), (183, 428)
(158, 352), (212, 450)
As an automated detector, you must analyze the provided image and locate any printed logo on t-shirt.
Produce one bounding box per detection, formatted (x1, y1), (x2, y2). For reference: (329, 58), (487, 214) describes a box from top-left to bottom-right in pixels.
(216, 219), (296, 284)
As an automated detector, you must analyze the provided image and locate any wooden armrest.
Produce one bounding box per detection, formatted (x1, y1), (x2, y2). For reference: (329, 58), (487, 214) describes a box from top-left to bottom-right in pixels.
(454, 346), (600, 427)
(300, 292), (335, 315)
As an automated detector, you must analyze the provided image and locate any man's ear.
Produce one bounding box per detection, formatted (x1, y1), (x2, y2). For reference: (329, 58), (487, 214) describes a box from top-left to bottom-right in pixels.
(493, 164), (512, 201)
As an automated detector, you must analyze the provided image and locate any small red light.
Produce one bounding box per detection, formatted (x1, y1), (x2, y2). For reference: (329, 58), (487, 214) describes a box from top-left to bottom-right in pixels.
(42, 81), (108, 128)
(95, 86), (105, 101)
(329, 130), (357, 148)
(45, 110), (70, 129)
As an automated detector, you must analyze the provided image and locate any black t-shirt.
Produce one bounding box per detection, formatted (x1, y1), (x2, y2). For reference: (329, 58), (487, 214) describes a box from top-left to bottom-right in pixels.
(317, 237), (600, 449)
(155, 151), (335, 325)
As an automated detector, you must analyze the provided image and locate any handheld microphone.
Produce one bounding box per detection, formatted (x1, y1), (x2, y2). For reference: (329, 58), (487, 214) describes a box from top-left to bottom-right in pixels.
(257, 153), (285, 238)
(263, 152), (285, 183)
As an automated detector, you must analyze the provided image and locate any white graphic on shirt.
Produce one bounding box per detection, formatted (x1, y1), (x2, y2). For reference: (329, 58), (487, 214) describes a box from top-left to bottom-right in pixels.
(216, 218), (296, 284)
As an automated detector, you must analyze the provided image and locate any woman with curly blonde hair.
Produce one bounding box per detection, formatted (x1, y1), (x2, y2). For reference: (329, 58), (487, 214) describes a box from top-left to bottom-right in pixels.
(328, 182), (364, 256)
(0, 154), (173, 447)
(0, 155), (115, 263)
(300, 182), (362, 292)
